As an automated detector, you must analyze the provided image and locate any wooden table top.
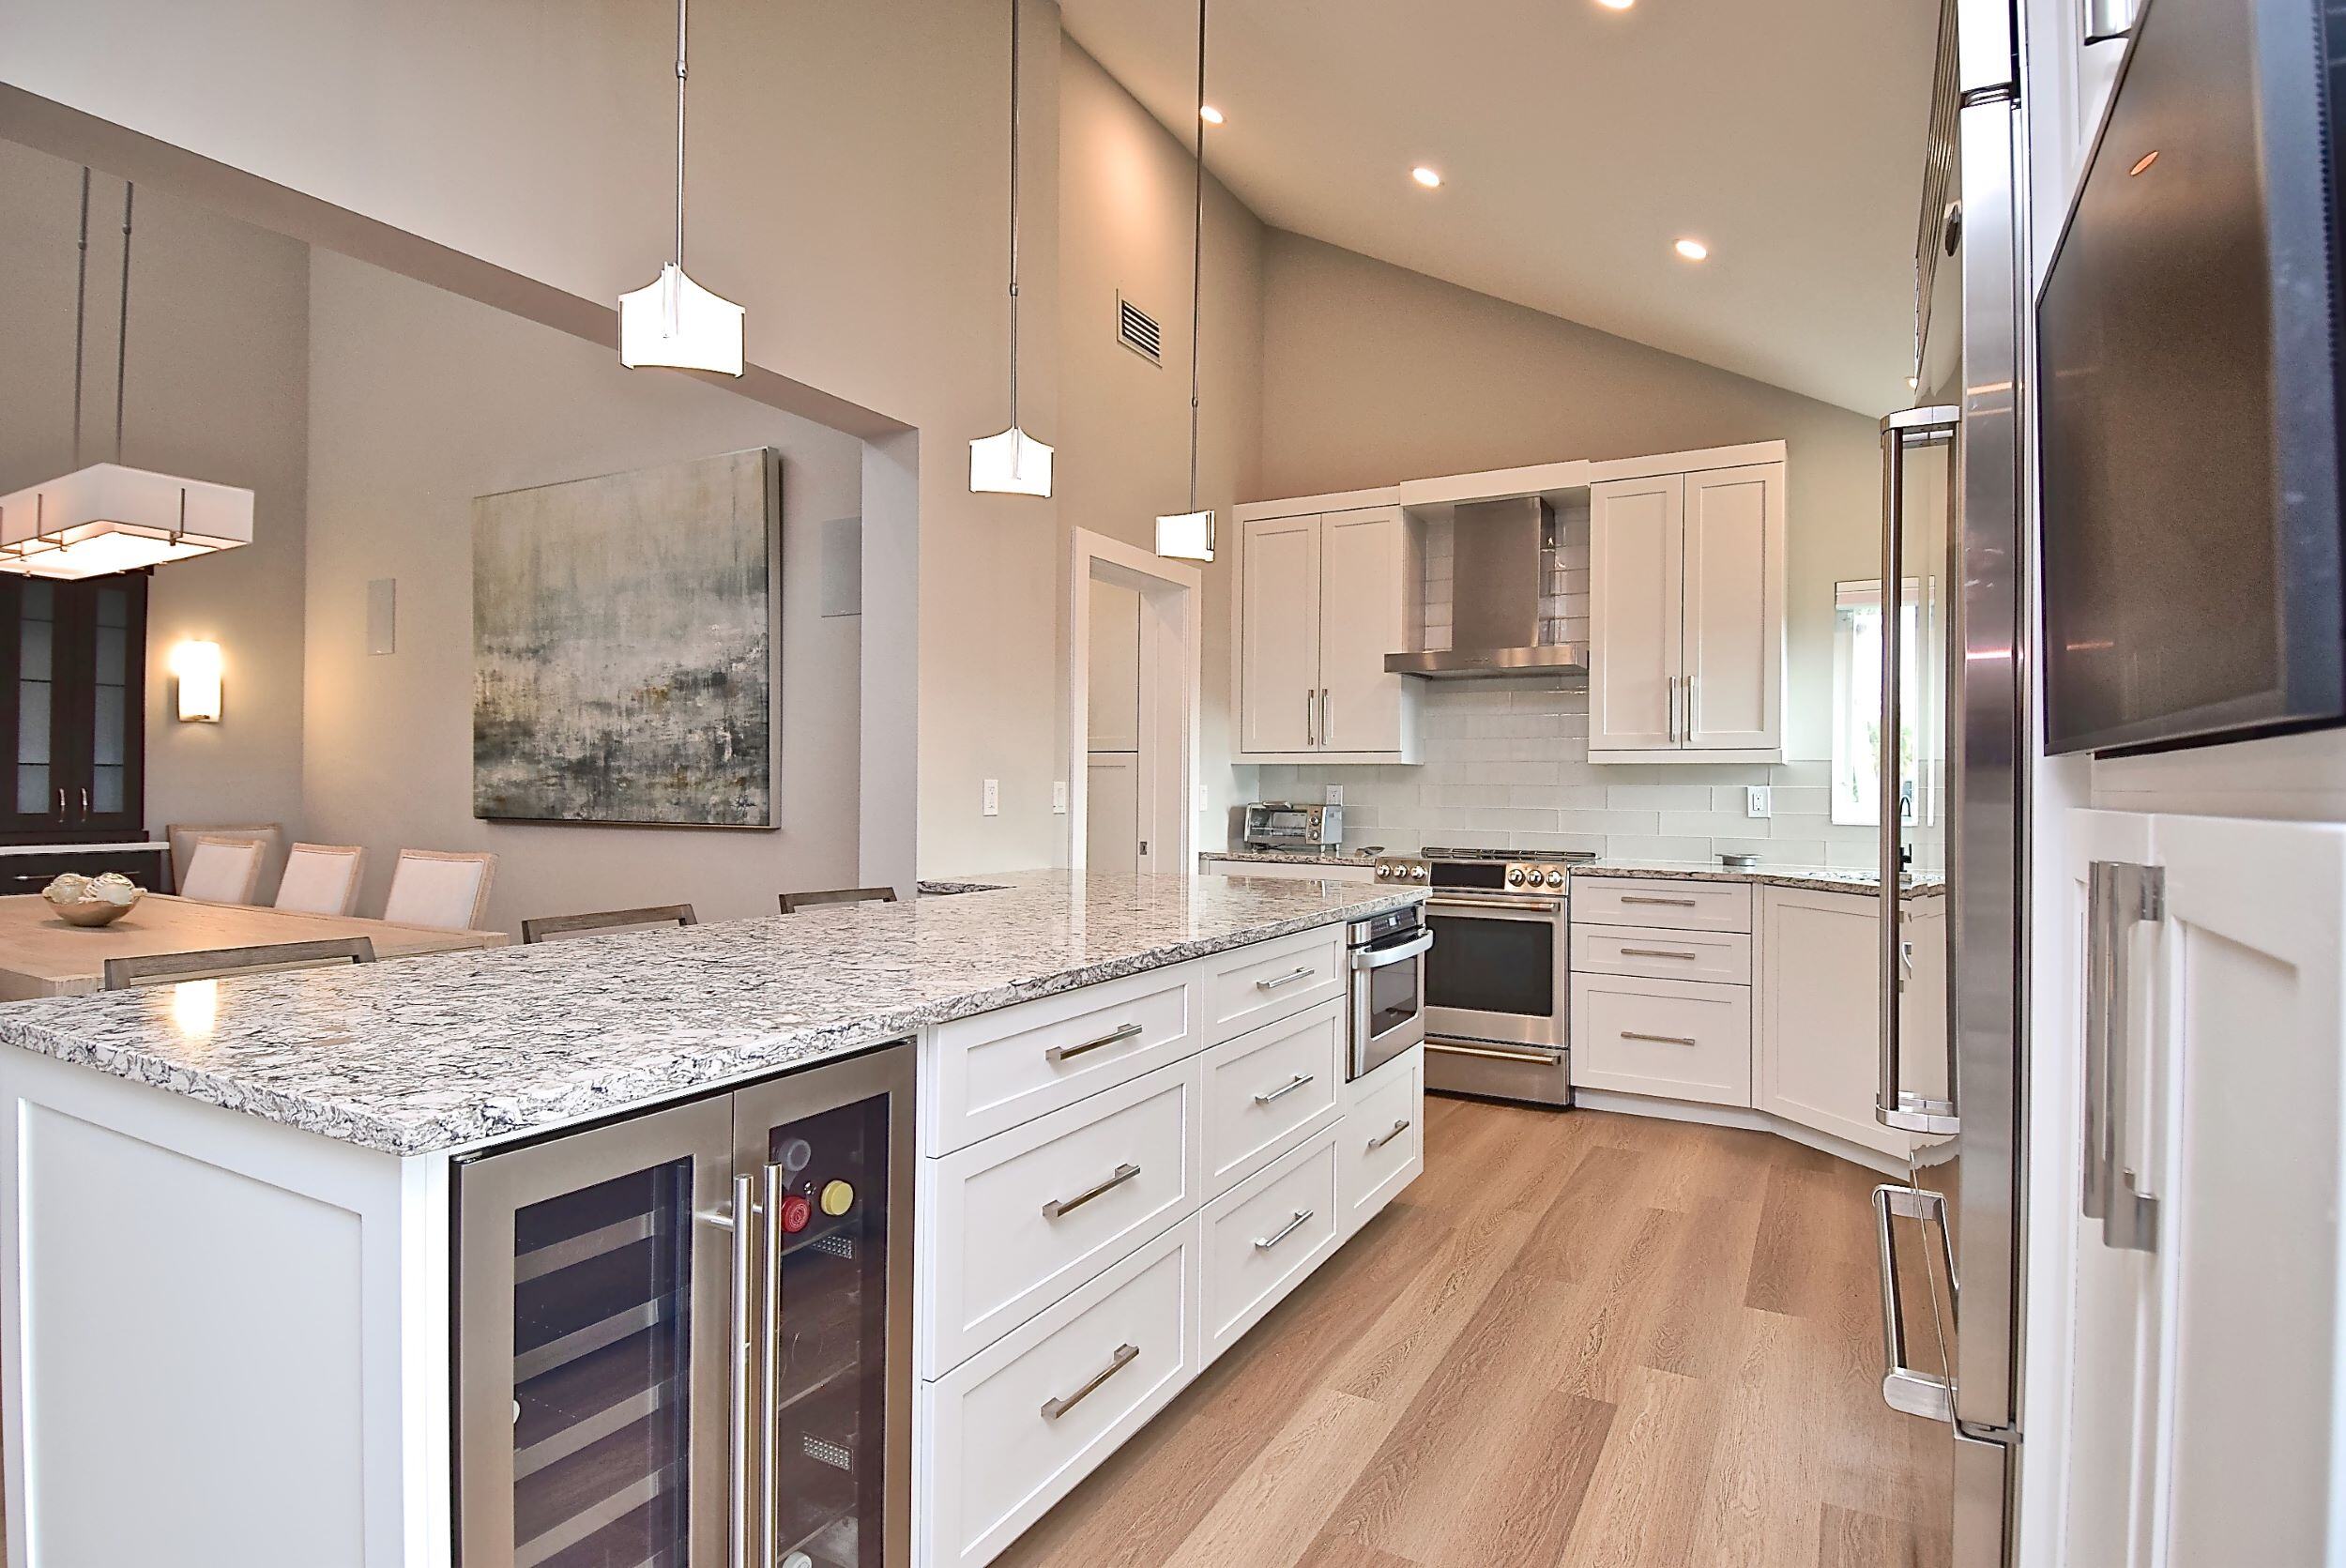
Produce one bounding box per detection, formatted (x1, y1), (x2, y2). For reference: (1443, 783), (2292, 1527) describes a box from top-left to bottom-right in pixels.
(0, 893), (508, 1000)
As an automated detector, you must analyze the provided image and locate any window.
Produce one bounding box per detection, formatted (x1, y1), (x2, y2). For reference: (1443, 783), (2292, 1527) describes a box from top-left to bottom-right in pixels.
(1831, 579), (1929, 828)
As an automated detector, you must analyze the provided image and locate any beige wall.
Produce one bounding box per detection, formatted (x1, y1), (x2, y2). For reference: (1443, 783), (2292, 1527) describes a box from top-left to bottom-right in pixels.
(1055, 39), (1264, 844)
(302, 250), (864, 933)
(1257, 230), (1887, 763)
(0, 142), (310, 880)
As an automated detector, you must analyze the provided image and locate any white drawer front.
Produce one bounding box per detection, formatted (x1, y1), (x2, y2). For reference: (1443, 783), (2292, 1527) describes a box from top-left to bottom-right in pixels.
(1571, 973), (1753, 1107)
(919, 1216), (1202, 1568)
(927, 967), (1196, 1154)
(922, 1058), (1201, 1376)
(1201, 1125), (1340, 1362)
(1204, 924), (1345, 1043)
(1571, 923), (1753, 985)
(1570, 876), (1752, 933)
(1339, 1044), (1424, 1242)
(1201, 998), (1345, 1196)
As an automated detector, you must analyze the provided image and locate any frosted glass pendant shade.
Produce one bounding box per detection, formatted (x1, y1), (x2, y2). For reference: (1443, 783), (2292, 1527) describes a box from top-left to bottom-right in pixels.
(1155, 508), (1216, 563)
(0, 464), (254, 581)
(618, 261), (745, 376)
(969, 425), (1055, 497)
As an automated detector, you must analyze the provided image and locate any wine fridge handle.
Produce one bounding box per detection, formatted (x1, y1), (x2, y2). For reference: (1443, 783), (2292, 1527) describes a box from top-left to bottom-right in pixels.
(760, 1161), (786, 1568)
(726, 1173), (754, 1568)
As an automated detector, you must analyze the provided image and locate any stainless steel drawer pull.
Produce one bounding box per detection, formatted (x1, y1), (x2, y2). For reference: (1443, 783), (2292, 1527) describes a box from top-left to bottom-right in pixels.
(1253, 1073), (1315, 1104)
(1042, 1162), (1142, 1219)
(1366, 1117), (1411, 1151)
(1620, 946), (1699, 960)
(1620, 1029), (1699, 1047)
(1621, 895), (1699, 907)
(1254, 1208), (1315, 1251)
(1045, 1022), (1143, 1064)
(1256, 965), (1317, 992)
(1041, 1342), (1140, 1420)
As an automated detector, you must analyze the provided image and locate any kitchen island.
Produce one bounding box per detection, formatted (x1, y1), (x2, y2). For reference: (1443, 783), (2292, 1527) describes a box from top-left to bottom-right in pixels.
(0, 870), (1425, 1568)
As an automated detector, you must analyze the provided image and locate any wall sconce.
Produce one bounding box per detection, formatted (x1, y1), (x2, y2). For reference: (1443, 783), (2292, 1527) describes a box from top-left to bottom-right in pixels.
(170, 639), (222, 723)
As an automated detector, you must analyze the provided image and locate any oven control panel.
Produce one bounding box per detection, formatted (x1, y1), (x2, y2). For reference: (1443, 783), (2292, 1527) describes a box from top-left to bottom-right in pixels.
(1373, 857), (1570, 891)
(1374, 857), (1430, 883)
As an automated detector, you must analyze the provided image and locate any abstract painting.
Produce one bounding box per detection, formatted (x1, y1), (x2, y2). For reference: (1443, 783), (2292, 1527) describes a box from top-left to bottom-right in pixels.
(473, 449), (779, 827)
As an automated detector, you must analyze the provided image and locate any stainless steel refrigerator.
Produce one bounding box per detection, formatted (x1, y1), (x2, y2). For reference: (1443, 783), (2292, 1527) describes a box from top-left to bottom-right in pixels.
(1871, 0), (2030, 1561)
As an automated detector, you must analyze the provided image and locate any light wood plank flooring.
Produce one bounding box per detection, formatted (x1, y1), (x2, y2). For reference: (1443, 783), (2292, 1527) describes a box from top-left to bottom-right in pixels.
(993, 1095), (1954, 1568)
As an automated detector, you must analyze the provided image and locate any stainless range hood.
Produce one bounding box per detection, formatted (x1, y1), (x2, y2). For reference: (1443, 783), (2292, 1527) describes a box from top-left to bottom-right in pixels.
(1385, 496), (1589, 677)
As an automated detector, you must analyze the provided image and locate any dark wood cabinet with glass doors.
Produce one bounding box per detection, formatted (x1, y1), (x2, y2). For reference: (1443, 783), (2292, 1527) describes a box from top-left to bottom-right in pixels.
(0, 573), (147, 842)
(456, 1043), (913, 1568)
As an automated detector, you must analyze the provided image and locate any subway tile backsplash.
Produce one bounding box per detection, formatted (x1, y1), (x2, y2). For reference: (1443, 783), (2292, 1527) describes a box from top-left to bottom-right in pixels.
(1257, 676), (1880, 869)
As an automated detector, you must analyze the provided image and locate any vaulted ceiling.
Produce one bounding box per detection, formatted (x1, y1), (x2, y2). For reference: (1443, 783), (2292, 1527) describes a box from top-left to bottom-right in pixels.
(1060, 0), (1942, 416)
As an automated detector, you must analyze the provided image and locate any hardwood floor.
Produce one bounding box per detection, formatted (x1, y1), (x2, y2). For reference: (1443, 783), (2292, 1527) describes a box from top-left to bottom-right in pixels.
(992, 1095), (1954, 1568)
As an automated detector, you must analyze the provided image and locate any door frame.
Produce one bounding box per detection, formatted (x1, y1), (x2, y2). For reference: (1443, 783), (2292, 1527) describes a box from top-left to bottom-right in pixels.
(1067, 528), (1200, 875)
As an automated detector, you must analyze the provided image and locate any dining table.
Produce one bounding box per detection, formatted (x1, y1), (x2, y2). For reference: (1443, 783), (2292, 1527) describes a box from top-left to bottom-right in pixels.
(0, 893), (508, 1001)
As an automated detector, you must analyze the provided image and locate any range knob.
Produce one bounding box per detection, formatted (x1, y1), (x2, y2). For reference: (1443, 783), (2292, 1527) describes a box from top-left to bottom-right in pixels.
(1506, 867), (1526, 886)
(1375, 864), (1390, 879)
(1409, 865), (1428, 881)
(1545, 869), (1565, 889)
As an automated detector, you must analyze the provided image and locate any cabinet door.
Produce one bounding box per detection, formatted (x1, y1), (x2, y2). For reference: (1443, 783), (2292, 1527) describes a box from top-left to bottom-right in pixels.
(1317, 507), (1407, 754)
(0, 578), (70, 834)
(1682, 464), (1781, 752)
(0, 574), (146, 839)
(1588, 475), (1683, 753)
(1239, 513), (1321, 754)
(1755, 886), (1915, 1160)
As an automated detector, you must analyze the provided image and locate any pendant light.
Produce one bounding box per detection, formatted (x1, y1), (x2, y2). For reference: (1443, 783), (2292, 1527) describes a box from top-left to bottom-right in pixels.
(969, 0), (1055, 496)
(0, 171), (254, 582)
(1155, 0), (1216, 563)
(618, 0), (746, 375)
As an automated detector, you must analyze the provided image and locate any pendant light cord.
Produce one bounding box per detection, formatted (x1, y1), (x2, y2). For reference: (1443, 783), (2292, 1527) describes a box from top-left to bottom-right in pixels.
(1006, 0), (1024, 426)
(1185, 0), (1209, 512)
(115, 183), (134, 464)
(70, 168), (89, 471)
(672, 0), (690, 268)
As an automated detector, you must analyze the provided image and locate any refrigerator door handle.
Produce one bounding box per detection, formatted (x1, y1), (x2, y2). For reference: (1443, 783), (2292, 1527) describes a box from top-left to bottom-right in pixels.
(2085, 860), (2163, 1253)
(1873, 1181), (1958, 1421)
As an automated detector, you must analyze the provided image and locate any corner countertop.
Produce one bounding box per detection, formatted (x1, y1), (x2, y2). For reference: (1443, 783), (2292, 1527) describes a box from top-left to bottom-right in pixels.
(1569, 859), (1947, 895)
(0, 870), (1421, 1158)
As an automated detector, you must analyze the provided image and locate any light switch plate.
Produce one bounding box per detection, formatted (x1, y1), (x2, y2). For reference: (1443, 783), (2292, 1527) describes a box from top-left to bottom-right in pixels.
(1324, 784), (1344, 806)
(983, 779), (1000, 816)
(1052, 781), (1069, 814)
(1746, 785), (1773, 819)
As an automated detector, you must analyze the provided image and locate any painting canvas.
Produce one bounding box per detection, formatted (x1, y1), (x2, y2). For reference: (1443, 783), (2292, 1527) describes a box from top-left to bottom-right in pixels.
(473, 449), (779, 827)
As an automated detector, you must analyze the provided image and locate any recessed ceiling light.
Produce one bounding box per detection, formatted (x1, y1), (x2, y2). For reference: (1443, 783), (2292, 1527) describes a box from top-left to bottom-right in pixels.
(1411, 166), (1443, 189)
(2129, 149), (2158, 176)
(1673, 237), (1709, 261)
(1907, 375), (1921, 390)
(1199, 104), (1226, 126)
(1596, 0), (1636, 9)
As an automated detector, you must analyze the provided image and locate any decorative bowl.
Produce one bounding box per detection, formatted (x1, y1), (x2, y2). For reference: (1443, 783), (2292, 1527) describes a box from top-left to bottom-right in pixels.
(54, 900), (133, 927)
(42, 872), (143, 927)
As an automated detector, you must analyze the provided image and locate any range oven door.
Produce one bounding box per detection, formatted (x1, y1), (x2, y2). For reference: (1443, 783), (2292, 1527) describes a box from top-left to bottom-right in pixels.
(1350, 923), (1433, 1078)
(1423, 893), (1566, 1050)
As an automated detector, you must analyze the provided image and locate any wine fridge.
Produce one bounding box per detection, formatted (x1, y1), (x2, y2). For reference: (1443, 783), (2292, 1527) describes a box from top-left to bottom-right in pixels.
(454, 1043), (913, 1568)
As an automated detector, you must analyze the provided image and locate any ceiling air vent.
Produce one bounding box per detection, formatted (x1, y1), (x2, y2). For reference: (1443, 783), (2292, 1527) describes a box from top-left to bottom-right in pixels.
(1117, 293), (1164, 366)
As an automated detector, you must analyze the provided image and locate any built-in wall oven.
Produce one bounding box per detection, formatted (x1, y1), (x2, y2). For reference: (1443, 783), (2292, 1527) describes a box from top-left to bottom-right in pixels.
(1347, 904), (1432, 1078)
(1375, 849), (1585, 1106)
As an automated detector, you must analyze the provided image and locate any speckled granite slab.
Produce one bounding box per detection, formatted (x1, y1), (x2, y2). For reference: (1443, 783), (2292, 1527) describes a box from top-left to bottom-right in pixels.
(1199, 850), (1383, 868)
(0, 871), (1421, 1158)
(1569, 860), (1947, 895)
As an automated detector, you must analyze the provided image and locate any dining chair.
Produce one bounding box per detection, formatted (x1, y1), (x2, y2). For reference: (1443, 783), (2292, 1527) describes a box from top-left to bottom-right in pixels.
(178, 836), (267, 906)
(164, 823), (280, 894)
(104, 937), (377, 991)
(382, 849), (498, 932)
(274, 844), (367, 918)
(777, 887), (899, 913)
(521, 904), (699, 944)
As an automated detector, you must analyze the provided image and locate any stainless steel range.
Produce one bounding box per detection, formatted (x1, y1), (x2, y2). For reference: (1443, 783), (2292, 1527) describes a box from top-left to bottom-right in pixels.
(1374, 847), (1592, 1106)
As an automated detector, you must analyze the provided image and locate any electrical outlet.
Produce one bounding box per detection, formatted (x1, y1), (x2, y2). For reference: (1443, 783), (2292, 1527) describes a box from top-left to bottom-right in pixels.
(1745, 785), (1773, 819)
(1324, 784), (1344, 806)
(1052, 781), (1069, 814)
(983, 778), (1000, 817)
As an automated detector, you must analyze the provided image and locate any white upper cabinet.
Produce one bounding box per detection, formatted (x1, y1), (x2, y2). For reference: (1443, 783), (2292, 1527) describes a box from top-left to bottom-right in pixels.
(1589, 458), (1785, 762)
(1236, 503), (1419, 763)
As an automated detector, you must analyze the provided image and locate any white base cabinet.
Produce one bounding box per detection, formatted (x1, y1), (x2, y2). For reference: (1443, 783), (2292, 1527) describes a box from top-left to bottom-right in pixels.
(1339, 1044), (1424, 1241)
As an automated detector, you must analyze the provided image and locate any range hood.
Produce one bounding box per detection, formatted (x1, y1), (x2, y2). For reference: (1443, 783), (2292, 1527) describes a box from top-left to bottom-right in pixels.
(1386, 496), (1588, 678)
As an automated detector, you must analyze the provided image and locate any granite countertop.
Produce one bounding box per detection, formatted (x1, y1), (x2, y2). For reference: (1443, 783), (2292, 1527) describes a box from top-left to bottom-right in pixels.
(1569, 859), (1948, 895)
(1200, 849), (1382, 868)
(0, 870), (1419, 1158)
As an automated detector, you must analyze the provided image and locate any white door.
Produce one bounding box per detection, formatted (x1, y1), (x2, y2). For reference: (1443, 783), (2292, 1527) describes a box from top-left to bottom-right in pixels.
(1755, 886), (1915, 1160)
(1085, 753), (1141, 874)
(1317, 507), (1407, 754)
(1682, 463), (1781, 752)
(1239, 513), (1321, 754)
(1087, 579), (1141, 754)
(1588, 475), (1683, 753)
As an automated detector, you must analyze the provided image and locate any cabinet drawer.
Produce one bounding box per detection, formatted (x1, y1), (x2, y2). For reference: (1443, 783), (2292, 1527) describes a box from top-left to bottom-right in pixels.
(1201, 998), (1345, 1196)
(1570, 876), (1751, 933)
(1201, 1125), (1340, 1362)
(919, 1216), (1202, 1568)
(1339, 1043), (1424, 1243)
(1571, 922), (1752, 985)
(921, 1058), (1202, 1377)
(926, 966), (1197, 1154)
(1204, 925), (1345, 1043)
(1570, 972), (1752, 1107)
